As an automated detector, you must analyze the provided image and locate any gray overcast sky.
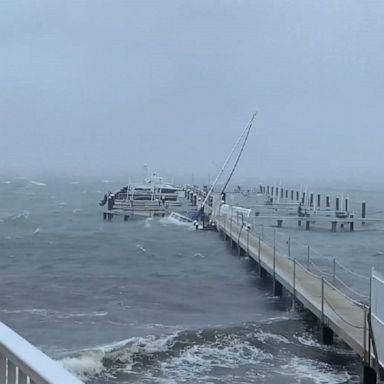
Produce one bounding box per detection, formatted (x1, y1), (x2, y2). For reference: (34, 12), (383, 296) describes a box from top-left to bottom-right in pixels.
(1, 0), (383, 183)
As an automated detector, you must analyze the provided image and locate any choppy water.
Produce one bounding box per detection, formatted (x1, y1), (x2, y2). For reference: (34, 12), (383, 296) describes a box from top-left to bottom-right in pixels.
(1, 176), (383, 383)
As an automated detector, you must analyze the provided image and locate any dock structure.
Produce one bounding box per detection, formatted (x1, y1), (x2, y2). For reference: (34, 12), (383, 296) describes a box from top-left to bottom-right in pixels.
(212, 210), (378, 383)
(252, 185), (384, 232)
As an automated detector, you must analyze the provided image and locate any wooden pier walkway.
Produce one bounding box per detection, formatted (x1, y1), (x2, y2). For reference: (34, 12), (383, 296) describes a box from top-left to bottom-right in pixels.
(215, 214), (369, 361)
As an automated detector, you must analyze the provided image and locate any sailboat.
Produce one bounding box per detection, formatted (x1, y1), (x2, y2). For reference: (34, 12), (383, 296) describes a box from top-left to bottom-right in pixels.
(170, 112), (257, 227)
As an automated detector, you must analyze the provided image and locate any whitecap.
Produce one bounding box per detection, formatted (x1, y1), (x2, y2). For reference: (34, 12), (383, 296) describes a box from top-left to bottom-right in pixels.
(2, 181), (11, 184)
(59, 350), (106, 381)
(136, 244), (147, 253)
(33, 227), (41, 234)
(11, 210), (30, 220)
(280, 356), (356, 384)
(0, 308), (49, 316)
(69, 181), (80, 185)
(30, 180), (47, 186)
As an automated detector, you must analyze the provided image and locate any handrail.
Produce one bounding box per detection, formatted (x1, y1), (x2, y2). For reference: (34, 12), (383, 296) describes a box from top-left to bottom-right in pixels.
(0, 322), (83, 384)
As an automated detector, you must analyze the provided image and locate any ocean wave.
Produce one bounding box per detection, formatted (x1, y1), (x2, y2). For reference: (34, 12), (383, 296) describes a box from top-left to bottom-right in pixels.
(56, 324), (289, 382)
(30, 180), (47, 186)
(280, 356), (357, 384)
(9, 210), (30, 221)
(136, 244), (147, 253)
(0, 308), (108, 320)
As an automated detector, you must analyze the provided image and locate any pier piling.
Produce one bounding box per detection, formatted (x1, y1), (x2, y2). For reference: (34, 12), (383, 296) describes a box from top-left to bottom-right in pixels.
(362, 201), (366, 225)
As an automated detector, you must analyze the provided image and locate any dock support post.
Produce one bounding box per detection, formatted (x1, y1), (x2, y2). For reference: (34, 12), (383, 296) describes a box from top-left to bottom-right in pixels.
(320, 277), (334, 345)
(361, 365), (376, 384)
(296, 191), (299, 201)
(124, 215), (129, 221)
(302, 192), (306, 204)
(267, 185), (270, 194)
(305, 220), (310, 230)
(273, 280), (283, 297)
(271, 186), (274, 196)
(350, 216), (354, 232)
(331, 221), (337, 232)
(107, 213), (113, 221)
(362, 201), (366, 225)
(291, 190), (294, 200)
(310, 193), (314, 207)
(317, 194), (321, 208)
(103, 212), (107, 220)
(320, 325), (334, 345)
(285, 189), (288, 199)
(298, 220), (302, 227)
(336, 197), (340, 211)
(345, 197), (349, 212)
(326, 196), (330, 208)
(277, 219), (283, 228)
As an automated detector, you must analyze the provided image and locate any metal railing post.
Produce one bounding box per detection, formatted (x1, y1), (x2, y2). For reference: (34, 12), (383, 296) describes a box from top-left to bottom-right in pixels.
(258, 235), (261, 266)
(273, 230), (276, 280)
(332, 258), (336, 283)
(288, 236), (291, 258)
(363, 305), (368, 363)
(321, 277), (325, 324)
(307, 245), (310, 270)
(293, 258), (296, 303)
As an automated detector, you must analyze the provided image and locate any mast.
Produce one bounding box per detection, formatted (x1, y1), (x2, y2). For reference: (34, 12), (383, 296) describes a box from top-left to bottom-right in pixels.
(201, 112), (257, 208)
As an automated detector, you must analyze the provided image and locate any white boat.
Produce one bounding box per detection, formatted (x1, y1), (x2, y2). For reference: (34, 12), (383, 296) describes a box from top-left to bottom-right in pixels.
(99, 173), (183, 219)
(115, 175), (182, 202)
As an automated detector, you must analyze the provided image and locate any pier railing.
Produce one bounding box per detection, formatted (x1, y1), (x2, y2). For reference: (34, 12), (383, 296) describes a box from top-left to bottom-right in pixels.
(218, 211), (370, 360)
(227, 213), (370, 304)
(0, 321), (83, 384)
(371, 269), (384, 371)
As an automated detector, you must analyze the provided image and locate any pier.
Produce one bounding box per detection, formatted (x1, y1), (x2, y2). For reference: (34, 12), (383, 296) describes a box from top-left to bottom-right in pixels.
(212, 210), (379, 383)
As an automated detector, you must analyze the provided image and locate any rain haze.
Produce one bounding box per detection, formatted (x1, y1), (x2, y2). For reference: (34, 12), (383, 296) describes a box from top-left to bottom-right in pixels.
(1, 0), (384, 185)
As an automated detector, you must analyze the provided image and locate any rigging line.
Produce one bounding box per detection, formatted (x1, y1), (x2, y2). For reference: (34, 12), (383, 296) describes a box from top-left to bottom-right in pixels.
(220, 112), (257, 196)
(201, 112), (257, 208)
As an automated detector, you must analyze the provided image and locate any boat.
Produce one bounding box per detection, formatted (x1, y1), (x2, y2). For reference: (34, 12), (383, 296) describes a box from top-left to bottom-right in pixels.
(169, 112), (257, 226)
(99, 173), (183, 219)
(114, 174), (182, 202)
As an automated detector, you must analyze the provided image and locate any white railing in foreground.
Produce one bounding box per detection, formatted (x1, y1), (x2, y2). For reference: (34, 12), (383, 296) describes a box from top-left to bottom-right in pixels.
(371, 268), (384, 370)
(0, 322), (83, 384)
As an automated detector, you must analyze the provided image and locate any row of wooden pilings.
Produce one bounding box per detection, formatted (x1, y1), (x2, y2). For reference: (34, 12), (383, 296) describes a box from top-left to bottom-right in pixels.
(215, 214), (379, 384)
(260, 185), (367, 220)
